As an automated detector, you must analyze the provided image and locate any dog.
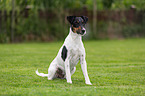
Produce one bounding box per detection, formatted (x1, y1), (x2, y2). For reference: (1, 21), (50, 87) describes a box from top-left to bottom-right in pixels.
(36, 16), (92, 85)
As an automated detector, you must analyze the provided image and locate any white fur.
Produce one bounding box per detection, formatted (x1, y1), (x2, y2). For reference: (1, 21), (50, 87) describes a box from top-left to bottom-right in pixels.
(36, 27), (92, 85)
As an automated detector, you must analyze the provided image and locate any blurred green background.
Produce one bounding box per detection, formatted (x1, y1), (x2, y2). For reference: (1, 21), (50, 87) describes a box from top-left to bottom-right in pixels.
(0, 0), (145, 43)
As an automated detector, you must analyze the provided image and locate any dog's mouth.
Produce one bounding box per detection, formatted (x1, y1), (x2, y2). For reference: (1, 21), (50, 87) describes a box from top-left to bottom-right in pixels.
(76, 30), (86, 35)
(72, 26), (86, 36)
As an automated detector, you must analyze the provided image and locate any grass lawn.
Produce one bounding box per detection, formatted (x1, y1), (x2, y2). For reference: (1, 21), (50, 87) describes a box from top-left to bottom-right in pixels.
(0, 39), (145, 96)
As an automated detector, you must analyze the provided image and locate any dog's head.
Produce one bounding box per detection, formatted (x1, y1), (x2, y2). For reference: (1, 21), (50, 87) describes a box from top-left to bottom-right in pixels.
(67, 16), (88, 36)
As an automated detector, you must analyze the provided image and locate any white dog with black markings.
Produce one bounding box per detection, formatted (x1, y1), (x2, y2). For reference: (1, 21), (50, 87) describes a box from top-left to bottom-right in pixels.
(36, 16), (92, 85)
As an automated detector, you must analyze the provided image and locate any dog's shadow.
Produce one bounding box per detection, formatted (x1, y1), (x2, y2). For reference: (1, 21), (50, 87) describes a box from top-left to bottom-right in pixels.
(52, 78), (86, 86)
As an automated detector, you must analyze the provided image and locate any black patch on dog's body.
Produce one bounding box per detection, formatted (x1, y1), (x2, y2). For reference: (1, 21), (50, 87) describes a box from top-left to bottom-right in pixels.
(61, 46), (68, 61)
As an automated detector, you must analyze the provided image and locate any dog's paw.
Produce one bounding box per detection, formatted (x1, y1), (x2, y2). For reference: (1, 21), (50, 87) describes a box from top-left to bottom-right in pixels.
(48, 77), (53, 80)
(67, 81), (72, 84)
(86, 82), (92, 85)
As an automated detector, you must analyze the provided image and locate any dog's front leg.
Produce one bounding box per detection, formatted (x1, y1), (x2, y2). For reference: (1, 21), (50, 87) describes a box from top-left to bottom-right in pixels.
(80, 55), (92, 85)
(65, 58), (72, 84)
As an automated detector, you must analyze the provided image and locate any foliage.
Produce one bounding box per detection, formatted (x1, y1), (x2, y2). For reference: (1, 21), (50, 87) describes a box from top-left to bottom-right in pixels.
(102, 0), (114, 9)
(96, 20), (145, 39)
(0, 0), (145, 11)
(122, 24), (143, 38)
(111, 0), (145, 10)
(0, 39), (145, 95)
(0, 0), (144, 43)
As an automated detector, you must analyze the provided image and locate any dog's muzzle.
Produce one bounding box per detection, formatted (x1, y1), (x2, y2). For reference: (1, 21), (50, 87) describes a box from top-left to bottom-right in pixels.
(80, 27), (86, 35)
(77, 30), (86, 36)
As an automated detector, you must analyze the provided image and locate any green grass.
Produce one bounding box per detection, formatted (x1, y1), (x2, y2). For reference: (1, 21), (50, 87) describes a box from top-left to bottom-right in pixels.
(0, 39), (145, 96)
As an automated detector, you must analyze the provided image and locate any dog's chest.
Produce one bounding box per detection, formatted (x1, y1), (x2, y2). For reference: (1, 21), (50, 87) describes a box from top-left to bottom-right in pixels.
(69, 46), (81, 67)
(70, 48), (80, 57)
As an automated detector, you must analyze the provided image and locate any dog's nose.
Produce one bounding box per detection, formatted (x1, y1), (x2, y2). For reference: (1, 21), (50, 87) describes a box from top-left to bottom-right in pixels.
(82, 30), (85, 34)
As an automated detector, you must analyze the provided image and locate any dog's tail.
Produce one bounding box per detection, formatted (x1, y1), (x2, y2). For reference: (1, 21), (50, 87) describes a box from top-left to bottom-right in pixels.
(36, 69), (48, 77)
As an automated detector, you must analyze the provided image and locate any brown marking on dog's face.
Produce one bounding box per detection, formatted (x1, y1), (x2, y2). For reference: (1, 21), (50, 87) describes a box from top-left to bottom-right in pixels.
(72, 25), (81, 33)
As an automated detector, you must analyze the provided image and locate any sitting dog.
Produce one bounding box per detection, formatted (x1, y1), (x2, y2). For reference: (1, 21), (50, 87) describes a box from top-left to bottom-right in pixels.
(36, 16), (92, 85)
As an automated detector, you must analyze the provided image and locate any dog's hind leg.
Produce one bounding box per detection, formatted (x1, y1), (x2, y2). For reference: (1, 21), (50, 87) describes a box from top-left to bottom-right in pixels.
(47, 60), (57, 80)
(48, 66), (57, 80)
(71, 67), (76, 76)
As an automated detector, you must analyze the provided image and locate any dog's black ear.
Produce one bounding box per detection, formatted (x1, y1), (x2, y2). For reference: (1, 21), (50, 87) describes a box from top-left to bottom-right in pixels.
(67, 16), (76, 24)
(81, 16), (88, 24)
